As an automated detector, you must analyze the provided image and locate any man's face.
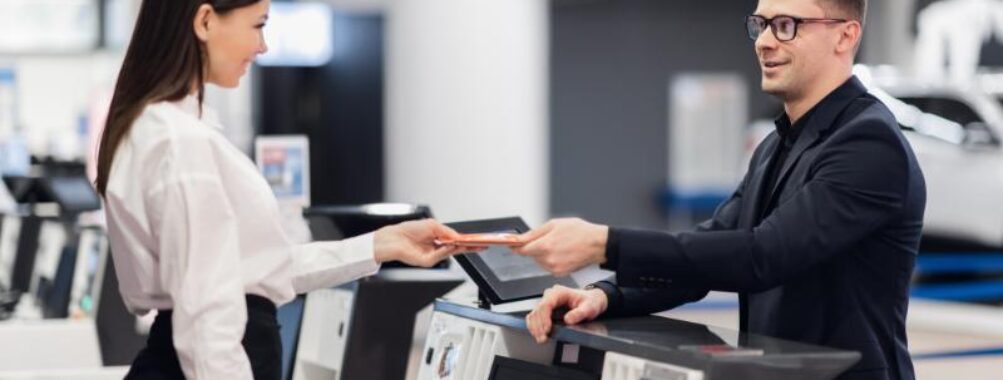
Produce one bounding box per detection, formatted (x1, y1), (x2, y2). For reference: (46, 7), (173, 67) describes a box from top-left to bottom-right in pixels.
(752, 0), (841, 101)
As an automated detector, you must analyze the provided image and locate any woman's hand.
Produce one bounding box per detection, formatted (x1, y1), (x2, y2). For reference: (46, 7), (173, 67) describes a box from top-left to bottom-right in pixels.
(373, 219), (479, 267)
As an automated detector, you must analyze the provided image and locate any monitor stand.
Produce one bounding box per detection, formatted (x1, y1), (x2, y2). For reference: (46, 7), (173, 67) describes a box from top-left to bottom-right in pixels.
(477, 290), (492, 310)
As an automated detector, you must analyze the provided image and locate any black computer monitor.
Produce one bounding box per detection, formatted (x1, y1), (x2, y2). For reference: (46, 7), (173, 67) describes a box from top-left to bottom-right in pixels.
(448, 217), (577, 306)
(42, 176), (101, 214)
(488, 356), (597, 380)
(2, 176), (46, 203)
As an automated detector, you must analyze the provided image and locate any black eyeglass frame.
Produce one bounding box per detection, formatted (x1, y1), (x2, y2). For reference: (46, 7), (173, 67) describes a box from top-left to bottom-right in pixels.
(746, 14), (849, 42)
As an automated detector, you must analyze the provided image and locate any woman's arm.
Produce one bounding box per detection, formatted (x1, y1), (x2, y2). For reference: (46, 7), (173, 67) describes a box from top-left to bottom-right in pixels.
(288, 219), (467, 294)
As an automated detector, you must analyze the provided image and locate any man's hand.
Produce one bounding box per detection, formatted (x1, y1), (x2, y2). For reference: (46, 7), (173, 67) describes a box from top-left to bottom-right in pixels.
(526, 285), (608, 343)
(513, 218), (609, 276)
(373, 219), (479, 267)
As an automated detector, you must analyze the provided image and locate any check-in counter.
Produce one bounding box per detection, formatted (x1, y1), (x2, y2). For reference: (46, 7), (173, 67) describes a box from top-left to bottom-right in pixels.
(292, 269), (464, 380)
(418, 299), (860, 380)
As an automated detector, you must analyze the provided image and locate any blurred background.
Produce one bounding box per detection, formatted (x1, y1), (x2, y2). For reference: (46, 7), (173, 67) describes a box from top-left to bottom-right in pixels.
(1, 0), (1003, 379)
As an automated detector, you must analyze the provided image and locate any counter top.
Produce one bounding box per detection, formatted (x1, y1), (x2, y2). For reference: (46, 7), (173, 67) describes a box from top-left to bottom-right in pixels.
(434, 299), (860, 380)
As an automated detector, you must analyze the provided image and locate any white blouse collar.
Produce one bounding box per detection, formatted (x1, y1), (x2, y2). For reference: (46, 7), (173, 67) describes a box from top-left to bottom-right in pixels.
(172, 94), (225, 131)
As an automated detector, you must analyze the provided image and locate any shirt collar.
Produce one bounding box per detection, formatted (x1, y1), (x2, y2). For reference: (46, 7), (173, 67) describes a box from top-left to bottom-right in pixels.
(172, 95), (225, 131)
(772, 76), (865, 143)
(773, 107), (814, 144)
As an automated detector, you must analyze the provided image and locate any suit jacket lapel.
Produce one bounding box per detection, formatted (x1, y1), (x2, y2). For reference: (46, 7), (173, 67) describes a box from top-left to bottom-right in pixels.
(766, 123), (822, 204)
(741, 136), (777, 229)
(764, 76), (870, 208)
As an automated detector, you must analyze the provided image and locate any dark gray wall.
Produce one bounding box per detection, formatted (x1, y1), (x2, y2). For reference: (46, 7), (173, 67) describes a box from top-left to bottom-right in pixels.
(256, 13), (385, 206)
(550, 0), (777, 228)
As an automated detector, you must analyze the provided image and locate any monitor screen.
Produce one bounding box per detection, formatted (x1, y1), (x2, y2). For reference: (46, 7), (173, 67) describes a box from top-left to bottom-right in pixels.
(448, 217), (576, 305)
(44, 176), (101, 213)
(476, 230), (551, 282)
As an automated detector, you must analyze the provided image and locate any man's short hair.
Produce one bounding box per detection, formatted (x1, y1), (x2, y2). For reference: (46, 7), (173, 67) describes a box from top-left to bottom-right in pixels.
(819, 0), (867, 26)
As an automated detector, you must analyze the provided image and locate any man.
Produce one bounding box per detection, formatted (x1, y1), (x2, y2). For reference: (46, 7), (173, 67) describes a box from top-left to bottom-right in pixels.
(515, 0), (924, 379)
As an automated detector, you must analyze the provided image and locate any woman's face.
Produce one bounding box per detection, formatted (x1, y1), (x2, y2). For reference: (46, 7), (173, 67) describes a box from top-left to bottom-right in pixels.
(195, 0), (270, 88)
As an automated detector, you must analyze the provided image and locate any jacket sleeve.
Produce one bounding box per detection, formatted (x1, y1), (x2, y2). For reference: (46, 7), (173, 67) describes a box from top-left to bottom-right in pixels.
(610, 118), (913, 293)
(592, 138), (764, 316)
(592, 276), (709, 318)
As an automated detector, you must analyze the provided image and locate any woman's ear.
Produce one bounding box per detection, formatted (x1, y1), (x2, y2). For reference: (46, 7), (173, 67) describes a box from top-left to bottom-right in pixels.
(193, 3), (214, 42)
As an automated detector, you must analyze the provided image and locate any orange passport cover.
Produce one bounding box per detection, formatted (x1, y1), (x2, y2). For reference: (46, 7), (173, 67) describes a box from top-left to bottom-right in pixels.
(440, 233), (526, 246)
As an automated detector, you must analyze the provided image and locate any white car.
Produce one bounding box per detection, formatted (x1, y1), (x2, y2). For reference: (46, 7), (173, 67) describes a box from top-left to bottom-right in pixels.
(867, 80), (1003, 250)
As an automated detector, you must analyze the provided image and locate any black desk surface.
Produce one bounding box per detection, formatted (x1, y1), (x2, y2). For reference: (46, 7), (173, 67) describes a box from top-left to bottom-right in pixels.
(434, 299), (860, 380)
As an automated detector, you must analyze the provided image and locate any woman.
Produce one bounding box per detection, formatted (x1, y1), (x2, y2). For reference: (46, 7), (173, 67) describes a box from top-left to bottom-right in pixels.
(95, 1), (470, 379)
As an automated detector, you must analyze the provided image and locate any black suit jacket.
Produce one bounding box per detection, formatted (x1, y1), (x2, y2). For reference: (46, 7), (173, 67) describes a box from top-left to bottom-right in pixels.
(598, 77), (925, 380)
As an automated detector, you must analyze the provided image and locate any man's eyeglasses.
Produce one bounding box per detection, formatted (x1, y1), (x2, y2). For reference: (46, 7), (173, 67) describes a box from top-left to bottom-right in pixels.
(746, 15), (848, 42)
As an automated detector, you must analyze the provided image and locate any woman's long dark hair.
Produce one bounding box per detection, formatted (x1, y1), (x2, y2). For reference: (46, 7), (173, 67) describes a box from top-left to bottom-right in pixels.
(96, 0), (260, 196)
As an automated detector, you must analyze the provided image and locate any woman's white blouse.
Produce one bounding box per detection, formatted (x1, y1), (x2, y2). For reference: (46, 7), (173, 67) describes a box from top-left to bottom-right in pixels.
(104, 96), (380, 379)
